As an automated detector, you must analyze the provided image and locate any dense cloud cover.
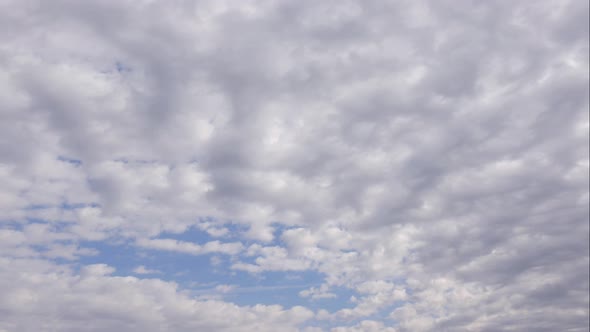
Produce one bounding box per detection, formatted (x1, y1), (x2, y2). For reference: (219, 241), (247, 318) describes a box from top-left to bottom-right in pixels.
(0, 0), (588, 331)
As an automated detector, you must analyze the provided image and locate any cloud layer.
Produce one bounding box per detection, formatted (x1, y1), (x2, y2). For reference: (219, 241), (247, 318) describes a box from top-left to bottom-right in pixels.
(0, 0), (588, 331)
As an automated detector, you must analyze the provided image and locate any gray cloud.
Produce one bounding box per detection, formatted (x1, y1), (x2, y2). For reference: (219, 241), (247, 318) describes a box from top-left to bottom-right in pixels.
(0, 0), (588, 331)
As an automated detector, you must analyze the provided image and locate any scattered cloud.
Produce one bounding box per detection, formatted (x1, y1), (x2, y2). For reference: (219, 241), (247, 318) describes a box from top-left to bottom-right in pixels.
(0, 0), (588, 331)
(133, 265), (162, 275)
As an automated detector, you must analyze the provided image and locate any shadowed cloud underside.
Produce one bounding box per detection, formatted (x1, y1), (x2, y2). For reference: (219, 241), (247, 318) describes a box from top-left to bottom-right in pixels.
(0, 0), (588, 331)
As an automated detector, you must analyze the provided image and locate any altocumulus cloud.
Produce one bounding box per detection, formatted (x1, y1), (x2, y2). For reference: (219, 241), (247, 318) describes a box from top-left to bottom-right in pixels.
(0, 0), (588, 331)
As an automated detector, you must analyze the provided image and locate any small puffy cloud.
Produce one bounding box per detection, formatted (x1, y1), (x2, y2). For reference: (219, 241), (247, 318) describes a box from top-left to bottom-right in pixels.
(0, 0), (588, 330)
(80, 264), (116, 277)
(232, 245), (312, 273)
(133, 265), (162, 275)
(0, 259), (315, 332)
(331, 320), (398, 332)
(214, 284), (236, 294)
(136, 238), (243, 256)
(300, 284), (337, 300)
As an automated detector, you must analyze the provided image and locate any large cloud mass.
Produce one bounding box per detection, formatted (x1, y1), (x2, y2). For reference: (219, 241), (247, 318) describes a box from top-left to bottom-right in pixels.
(0, 0), (588, 331)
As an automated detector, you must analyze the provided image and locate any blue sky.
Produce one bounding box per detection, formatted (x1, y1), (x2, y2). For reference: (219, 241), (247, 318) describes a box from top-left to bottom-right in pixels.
(0, 0), (588, 331)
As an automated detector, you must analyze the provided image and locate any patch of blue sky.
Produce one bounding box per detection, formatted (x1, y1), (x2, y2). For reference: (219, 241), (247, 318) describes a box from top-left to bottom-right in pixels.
(75, 239), (140, 277)
(157, 225), (215, 243)
(41, 245), (360, 325)
(168, 219), (307, 245)
(23, 202), (99, 212)
(77, 236), (233, 286)
(221, 270), (323, 307)
(115, 61), (131, 73)
(137, 249), (220, 285)
(54, 216), (365, 313)
(270, 221), (305, 237)
(304, 285), (358, 312)
(23, 204), (52, 210)
(74, 239), (355, 312)
(205, 267), (359, 312)
(158, 219), (254, 245)
(5, 218), (72, 231)
(0, 219), (22, 228)
(62, 202), (100, 209)
(57, 155), (82, 166)
(111, 158), (160, 164)
(147, 222), (363, 311)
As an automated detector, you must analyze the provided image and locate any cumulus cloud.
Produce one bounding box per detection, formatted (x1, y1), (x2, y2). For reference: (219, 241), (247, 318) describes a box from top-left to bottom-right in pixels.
(133, 265), (162, 275)
(0, 0), (588, 331)
(136, 238), (244, 256)
(0, 259), (313, 332)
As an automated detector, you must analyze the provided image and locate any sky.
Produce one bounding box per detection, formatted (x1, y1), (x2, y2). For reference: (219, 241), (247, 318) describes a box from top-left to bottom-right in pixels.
(0, 0), (588, 331)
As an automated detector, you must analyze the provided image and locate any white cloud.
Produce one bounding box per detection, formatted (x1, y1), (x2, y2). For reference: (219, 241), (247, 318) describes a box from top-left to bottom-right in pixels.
(0, 0), (588, 330)
(136, 238), (243, 256)
(0, 259), (314, 332)
(133, 265), (162, 275)
(299, 284), (337, 300)
(331, 320), (398, 332)
(214, 284), (236, 294)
